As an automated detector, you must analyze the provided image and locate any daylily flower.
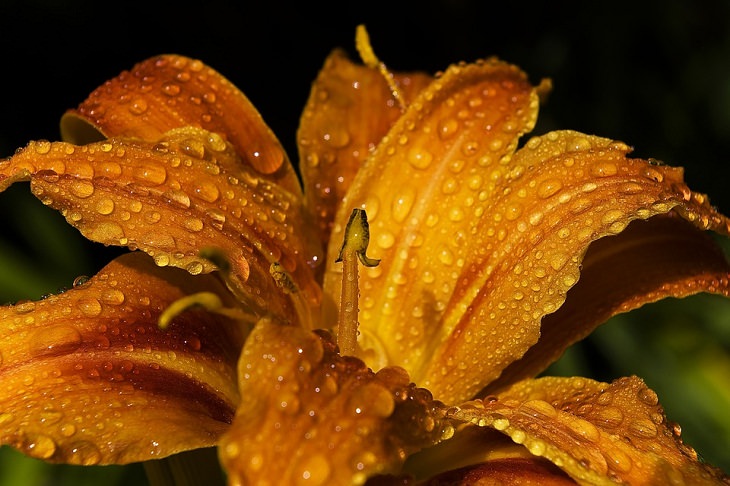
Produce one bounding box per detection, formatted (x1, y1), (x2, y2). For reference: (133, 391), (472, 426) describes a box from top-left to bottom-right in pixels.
(1, 27), (729, 485)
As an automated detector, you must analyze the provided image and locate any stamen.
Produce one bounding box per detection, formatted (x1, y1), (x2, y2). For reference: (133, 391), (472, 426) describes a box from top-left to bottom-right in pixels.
(355, 24), (406, 111)
(158, 291), (256, 329)
(270, 261), (313, 329)
(336, 208), (380, 356)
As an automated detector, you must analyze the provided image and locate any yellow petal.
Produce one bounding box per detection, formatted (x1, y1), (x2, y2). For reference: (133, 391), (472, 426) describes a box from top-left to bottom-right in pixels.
(298, 49), (431, 246)
(0, 128), (322, 326)
(449, 376), (729, 485)
(60, 54), (301, 193)
(219, 318), (446, 485)
(0, 253), (246, 464)
(323, 58), (540, 395)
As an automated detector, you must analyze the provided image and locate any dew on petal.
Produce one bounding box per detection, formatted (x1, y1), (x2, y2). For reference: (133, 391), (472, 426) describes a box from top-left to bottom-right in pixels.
(77, 297), (102, 317)
(70, 181), (95, 199)
(95, 198), (115, 215)
(133, 164), (167, 186)
(100, 289), (125, 306)
(29, 325), (82, 358)
(26, 434), (57, 460)
(294, 453), (331, 486)
(407, 146), (433, 169)
(67, 440), (102, 466)
(391, 187), (416, 223)
(537, 179), (563, 199)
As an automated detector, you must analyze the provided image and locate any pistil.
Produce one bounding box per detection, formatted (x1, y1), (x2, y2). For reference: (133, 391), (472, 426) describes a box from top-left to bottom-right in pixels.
(335, 209), (380, 356)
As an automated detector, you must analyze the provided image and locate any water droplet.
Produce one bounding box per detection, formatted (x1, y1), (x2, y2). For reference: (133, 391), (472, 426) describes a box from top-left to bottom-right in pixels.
(186, 261), (204, 275)
(440, 424), (455, 440)
(548, 252), (569, 271)
(391, 187), (416, 223)
(376, 231), (395, 250)
(100, 289), (125, 306)
(321, 126), (350, 148)
(493, 418), (510, 431)
(67, 440), (102, 465)
(526, 438), (546, 456)
(29, 325), (82, 358)
(26, 434), (57, 459)
(603, 446), (633, 473)
(438, 247), (454, 266)
(60, 423), (77, 437)
(595, 406), (624, 428)
(164, 189), (191, 208)
(77, 297), (102, 317)
(95, 198), (115, 215)
(629, 418), (658, 439)
(129, 98), (148, 115)
(97, 161), (122, 178)
(154, 254), (170, 266)
(184, 217), (204, 232)
(637, 386), (658, 406)
(161, 82), (181, 96)
(89, 221), (125, 244)
(294, 453), (331, 486)
(537, 179), (563, 199)
(601, 209), (624, 225)
(277, 391), (301, 414)
(407, 146), (433, 169)
(144, 211), (162, 224)
(438, 118), (459, 139)
(70, 181), (95, 198)
(34, 140), (52, 154)
(14, 301), (36, 314)
(133, 164), (167, 186)
(568, 136), (592, 152)
(642, 167), (664, 183)
(591, 161), (618, 177)
(193, 182), (220, 202)
(348, 382), (395, 418)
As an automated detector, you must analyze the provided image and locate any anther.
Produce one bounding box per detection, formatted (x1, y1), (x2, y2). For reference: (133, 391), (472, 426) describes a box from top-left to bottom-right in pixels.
(158, 292), (256, 330)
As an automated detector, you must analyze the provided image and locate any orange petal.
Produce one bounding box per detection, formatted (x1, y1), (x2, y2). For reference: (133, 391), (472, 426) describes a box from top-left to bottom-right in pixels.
(60, 54), (301, 193)
(487, 214), (730, 393)
(0, 253), (246, 464)
(327, 92), (730, 404)
(323, 58), (540, 394)
(219, 319), (446, 485)
(0, 128), (322, 326)
(298, 49), (431, 246)
(448, 376), (729, 485)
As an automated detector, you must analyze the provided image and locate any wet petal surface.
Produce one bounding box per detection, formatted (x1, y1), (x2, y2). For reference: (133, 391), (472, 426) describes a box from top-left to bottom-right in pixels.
(0, 128), (322, 326)
(298, 50), (431, 246)
(219, 319), (446, 485)
(449, 376), (729, 485)
(61, 54), (301, 193)
(325, 84), (730, 403)
(0, 253), (246, 464)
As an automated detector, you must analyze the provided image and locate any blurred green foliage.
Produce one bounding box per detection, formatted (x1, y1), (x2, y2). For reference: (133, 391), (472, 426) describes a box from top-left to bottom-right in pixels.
(0, 0), (729, 484)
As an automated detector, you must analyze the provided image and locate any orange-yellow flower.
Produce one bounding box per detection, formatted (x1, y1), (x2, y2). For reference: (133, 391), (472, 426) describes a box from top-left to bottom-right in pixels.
(0, 29), (728, 485)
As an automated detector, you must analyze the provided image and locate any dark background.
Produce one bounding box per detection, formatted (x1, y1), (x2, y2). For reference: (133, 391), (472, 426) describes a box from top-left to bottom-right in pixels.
(0, 0), (729, 483)
(2, 0), (730, 212)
